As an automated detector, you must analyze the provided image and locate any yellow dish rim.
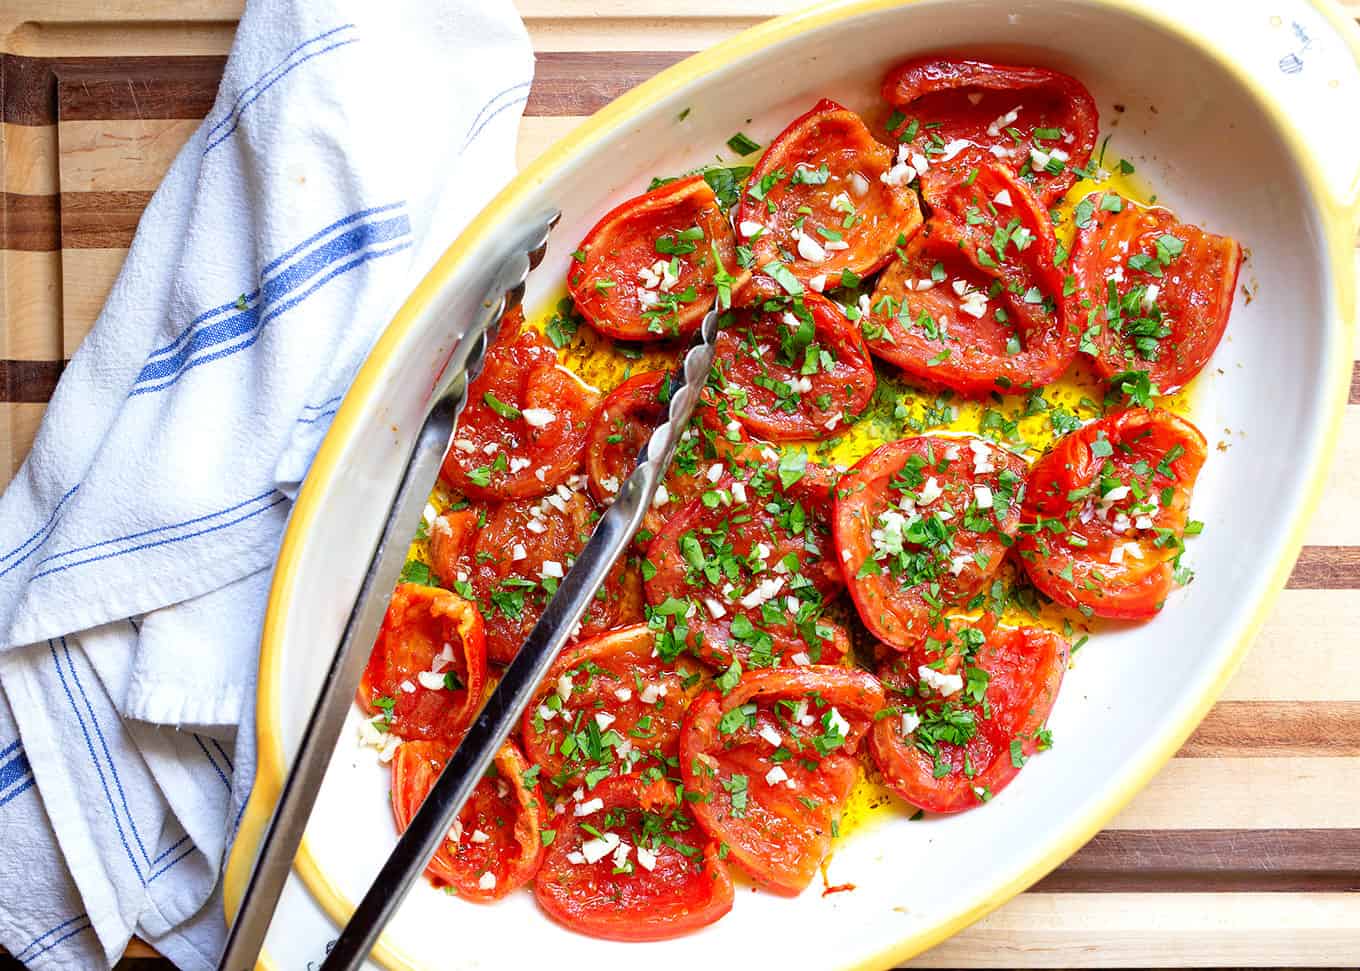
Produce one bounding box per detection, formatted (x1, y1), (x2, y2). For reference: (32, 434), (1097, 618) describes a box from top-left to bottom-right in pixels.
(224, 1), (1360, 968)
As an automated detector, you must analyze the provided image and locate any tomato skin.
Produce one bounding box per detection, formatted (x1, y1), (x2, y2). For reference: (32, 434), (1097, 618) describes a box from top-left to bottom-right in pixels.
(1072, 196), (1242, 394)
(584, 370), (750, 537)
(568, 176), (746, 341)
(680, 666), (885, 895)
(735, 98), (923, 289)
(881, 55), (1098, 206)
(358, 583), (487, 743)
(715, 291), (876, 441)
(520, 624), (707, 785)
(429, 496), (644, 665)
(644, 464), (848, 670)
(440, 310), (600, 499)
(1018, 408), (1207, 619)
(391, 740), (548, 900)
(833, 436), (1028, 651)
(864, 165), (1074, 397)
(869, 625), (1068, 813)
(534, 775), (734, 941)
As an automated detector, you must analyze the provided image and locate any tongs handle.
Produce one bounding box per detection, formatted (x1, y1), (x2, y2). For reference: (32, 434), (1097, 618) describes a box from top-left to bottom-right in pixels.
(318, 306), (722, 971)
(217, 210), (560, 971)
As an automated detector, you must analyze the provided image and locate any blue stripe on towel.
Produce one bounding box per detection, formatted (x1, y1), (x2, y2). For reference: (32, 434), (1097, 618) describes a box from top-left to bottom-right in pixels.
(32, 492), (287, 581)
(50, 640), (145, 884)
(203, 24), (359, 154)
(128, 207), (410, 395)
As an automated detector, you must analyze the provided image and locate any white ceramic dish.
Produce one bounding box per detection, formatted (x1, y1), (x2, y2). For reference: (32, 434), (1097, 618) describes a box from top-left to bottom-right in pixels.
(225, 0), (1360, 968)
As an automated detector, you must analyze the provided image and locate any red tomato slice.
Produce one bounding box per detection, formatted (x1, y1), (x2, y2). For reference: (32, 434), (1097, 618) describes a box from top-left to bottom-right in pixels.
(521, 624), (708, 786)
(881, 55), (1098, 207)
(534, 774), (734, 941)
(734, 98), (923, 290)
(679, 666), (885, 895)
(391, 739), (548, 900)
(645, 461), (849, 670)
(714, 291), (876, 441)
(429, 494), (644, 665)
(568, 176), (747, 341)
(869, 624), (1068, 813)
(833, 436), (1028, 651)
(584, 370), (751, 537)
(358, 583), (487, 743)
(440, 309), (600, 500)
(1017, 407), (1207, 619)
(864, 165), (1074, 397)
(1071, 195), (1243, 394)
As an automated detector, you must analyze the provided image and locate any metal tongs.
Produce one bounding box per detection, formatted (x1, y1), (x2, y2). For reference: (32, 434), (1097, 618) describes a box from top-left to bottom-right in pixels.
(219, 208), (724, 970)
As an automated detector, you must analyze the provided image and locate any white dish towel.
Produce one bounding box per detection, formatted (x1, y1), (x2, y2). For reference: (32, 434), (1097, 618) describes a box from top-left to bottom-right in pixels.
(0, 0), (532, 965)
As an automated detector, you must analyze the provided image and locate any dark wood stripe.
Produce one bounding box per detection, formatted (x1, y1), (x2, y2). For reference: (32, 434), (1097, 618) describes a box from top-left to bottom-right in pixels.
(1351, 360), (1360, 405)
(59, 190), (155, 249)
(0, 361), (65, 404)
(1286, 545), (1360, 589)
(2, 53), (227, 125)
(3, 51), (684, 126)
(0, 191), (152, 251)
(1179, 701), (1360, 758)
(1036, 828), (1360, 892)
(525, 51), (688, 116)
(0, 193), (60, 250)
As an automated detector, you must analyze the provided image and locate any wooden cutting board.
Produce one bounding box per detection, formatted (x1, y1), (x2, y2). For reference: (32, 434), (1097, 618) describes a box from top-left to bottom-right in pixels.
(3, 1), (1359, 966)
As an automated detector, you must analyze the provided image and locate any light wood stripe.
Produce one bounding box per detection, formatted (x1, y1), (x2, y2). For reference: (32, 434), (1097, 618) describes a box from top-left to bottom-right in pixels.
(908, 892), (1360, 967)
(2, 250), (62, 359)
(1, 403), (44, 479)
(1108, 757), (1360, 831)
(58, 117), (198, 193)
(1227, 589), (1360, 701)
(2, 122), (59, 194)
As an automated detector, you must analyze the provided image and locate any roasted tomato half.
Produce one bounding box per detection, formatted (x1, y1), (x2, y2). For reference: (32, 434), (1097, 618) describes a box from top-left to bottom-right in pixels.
(358, 583), (487, 744)
(680, 666), (885, 895)
(584, 370), (752, 537)
(521, 624), (708, 786)
(534, 774), (734, 941)
(1017, 407), (1207, 619)
(1071, 194), (1242, 394)
(864, 165), (1074, 397)
(833, 436), (1028, 651)
(568, 176), (746, 341)
(440, 310), (600, 499)
(645, 460), (849, 670)
(881, 55), (1098, 207)
(870, 624), (1068, 813)
(429, 493), (644, 664)
(391, 740), (548, 900)
(713, 291), (876, 441)
(735, 98), (923, 290)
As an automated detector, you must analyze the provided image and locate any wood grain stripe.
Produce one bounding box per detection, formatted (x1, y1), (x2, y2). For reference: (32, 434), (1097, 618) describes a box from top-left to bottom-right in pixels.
(1178, 701), (1360, 758)
(524, 51), (687, 115)
(58, 190), (154, 248)
(3, 51), (681, 125)
(1035, 829), (1360, 893)
(1286, 545), (1360, 589)
(1351, 359), (1360, 405)
(0, 192), (60, 250)
(0, 361), (65, 403)
(2, 53), (227, 125)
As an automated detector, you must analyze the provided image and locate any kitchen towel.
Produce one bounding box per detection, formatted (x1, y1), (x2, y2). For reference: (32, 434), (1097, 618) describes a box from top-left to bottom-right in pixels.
(0, 0), (533, 965)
